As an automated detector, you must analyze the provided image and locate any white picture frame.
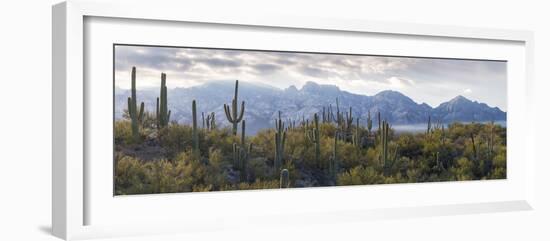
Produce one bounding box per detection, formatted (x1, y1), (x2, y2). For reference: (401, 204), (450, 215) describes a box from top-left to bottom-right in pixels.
(52, 0), (535, 240)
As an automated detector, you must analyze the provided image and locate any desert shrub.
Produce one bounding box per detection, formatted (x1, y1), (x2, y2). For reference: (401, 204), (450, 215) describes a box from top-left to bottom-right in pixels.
(114, 119), (507, 194)
(337, 166), (385, 185)
(158, 124), (193, 158)
(114, 121), (135, 145)
(338, 142), (363, 169)
(203, 127), (239, 156)
(115, 156), (151, 195)
(236, 179), (280, 190)
(247, 157), (272, 181)
(451, 157), (475, 181)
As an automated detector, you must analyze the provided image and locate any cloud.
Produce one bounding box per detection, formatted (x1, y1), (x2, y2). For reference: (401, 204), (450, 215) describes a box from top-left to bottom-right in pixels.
(114, 45), (507, 110)
(251, 63), (281, 75)
(387, 76), (416, 88)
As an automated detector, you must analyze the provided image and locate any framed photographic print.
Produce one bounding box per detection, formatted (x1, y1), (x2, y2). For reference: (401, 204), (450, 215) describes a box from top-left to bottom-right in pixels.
(113, 44), (508, 195)
(52, 0), (535, 240)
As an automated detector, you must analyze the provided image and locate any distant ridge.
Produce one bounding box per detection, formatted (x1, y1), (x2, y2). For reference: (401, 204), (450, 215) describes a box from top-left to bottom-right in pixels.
(115, 81), (506, 134)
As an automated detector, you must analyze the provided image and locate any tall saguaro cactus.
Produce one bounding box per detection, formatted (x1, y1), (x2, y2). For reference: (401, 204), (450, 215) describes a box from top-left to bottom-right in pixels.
(470, 133), (477, 161)
(352, 118), (361, 148)
(381, 120), (389, 166)
(128, 67), (144, 142)
(335, 98), (343, 128)
(274, 111), (286, 172)
(224, 80), (245, 135)
(345, 106), (354, 131)
(487, 121), (495, 160)
(306, 113), (321, 168)
(380, 120), (399, 175)
(156, 73), (171, 129)
(192, 100), (199, 154)
(233, 142), (251, 181)
(367, 111), (373, 134)
(377, 111), (381, 138)
(329, 132), (339, 180)
(233, 120), (251, 181)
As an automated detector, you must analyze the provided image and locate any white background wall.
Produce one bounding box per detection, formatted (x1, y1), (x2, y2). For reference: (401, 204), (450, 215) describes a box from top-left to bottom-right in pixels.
(1, 0), (548, 240)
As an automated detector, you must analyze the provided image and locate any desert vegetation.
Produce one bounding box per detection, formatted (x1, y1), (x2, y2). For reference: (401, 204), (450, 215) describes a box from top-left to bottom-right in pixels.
(114, 67), (506, 195)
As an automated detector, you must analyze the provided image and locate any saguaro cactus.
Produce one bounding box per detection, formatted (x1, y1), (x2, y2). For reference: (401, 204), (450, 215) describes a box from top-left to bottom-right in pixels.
(240, 120), (247, 145)
(232, 143), (251, 181)
(156, 73), (171, 128)
(128, 67), (145, 141)
(377, 111), (381, 138)
(381, 120), (389, 165)
(274, 111), (286, 172)
(280, 169), (290, 188)
(306, 113), (321, 167)
(367, 111), (373, 134)
(192, 100), (199, 154)
(202, 112), (205, 129)
(327, 104), (335, 123)
(470, 133), (477, 161)
(352, 118), (361, 148)
(345, 106), (354, 131)
(224, 80), (245, 135)
(233, 120), (251, 181)
(211, 112), (216, 129)
(329, 132), (339, 180)
(426, 116), (432, 135)
(433, 151), (444, 172)
(380, 120), (399, 175)
(205, 112), (216, 131)
(488, 121), (495, 160)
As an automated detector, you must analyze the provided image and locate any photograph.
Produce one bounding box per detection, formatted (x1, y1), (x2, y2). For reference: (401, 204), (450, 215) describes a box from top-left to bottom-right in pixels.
(113, 44), (507, 195)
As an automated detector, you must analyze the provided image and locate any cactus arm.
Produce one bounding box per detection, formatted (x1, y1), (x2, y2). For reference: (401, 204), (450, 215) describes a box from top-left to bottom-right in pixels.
(155, 73), (171, 128)
(223, 104), (234, 122)
(138, 102), (144, 121)
(237, 101), (245, 122)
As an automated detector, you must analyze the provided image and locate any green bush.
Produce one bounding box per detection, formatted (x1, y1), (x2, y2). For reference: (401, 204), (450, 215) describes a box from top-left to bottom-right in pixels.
(114, 119), (507, 195)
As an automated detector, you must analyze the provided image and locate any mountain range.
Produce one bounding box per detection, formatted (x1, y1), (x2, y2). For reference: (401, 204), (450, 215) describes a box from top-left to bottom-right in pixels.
(115, 81), (506, 134)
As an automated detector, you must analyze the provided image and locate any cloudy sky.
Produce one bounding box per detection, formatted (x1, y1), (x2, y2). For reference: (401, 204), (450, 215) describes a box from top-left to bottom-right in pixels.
(114, 45), (507, 110)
